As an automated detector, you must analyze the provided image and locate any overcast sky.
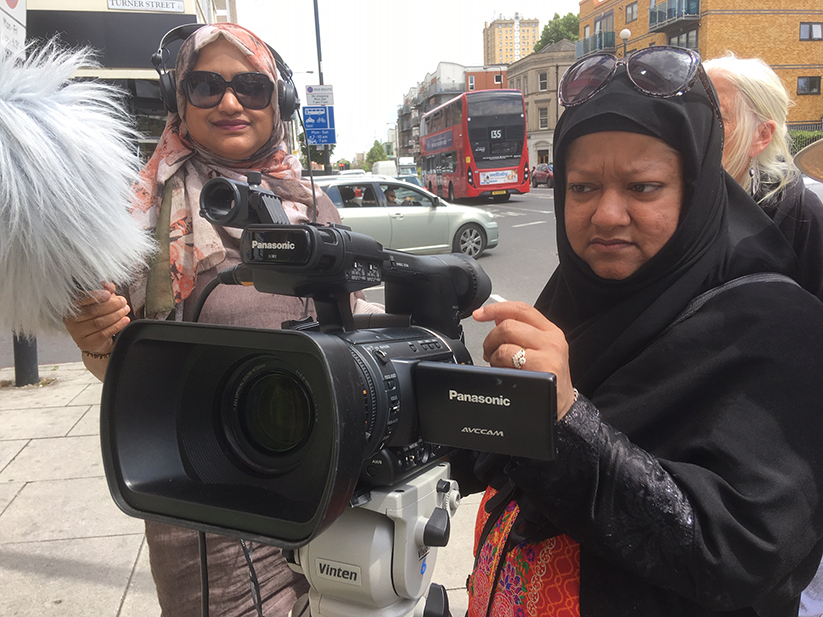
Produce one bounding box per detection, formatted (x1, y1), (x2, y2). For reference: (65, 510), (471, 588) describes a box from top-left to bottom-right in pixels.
(234, 0), (582, 161)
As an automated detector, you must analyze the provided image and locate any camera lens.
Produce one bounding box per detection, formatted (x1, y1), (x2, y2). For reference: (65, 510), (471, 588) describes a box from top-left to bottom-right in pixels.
(238, 371), (312, 454)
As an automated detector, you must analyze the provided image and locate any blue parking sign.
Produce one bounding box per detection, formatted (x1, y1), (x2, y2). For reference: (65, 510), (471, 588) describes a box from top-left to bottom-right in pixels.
(304, 106), (336, 145)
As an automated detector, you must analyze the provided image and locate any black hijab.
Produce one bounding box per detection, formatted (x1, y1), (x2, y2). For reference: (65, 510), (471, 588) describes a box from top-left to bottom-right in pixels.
(534, 63), (796, 395)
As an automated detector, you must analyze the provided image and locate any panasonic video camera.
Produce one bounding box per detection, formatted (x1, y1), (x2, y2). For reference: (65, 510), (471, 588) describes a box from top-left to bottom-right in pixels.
(100, 174), (557, 549)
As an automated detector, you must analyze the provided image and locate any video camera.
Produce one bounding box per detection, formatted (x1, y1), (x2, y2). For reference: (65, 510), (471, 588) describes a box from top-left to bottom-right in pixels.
(100, 173), (557, 551)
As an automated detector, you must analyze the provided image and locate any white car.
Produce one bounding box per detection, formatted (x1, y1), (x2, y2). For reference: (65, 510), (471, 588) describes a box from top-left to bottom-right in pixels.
(313, 176), (498, 258)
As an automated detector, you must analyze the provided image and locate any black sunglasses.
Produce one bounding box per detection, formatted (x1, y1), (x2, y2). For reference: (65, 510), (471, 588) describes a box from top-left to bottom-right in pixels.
(559, 46), (723, 128)
(184, 71), (275, 110)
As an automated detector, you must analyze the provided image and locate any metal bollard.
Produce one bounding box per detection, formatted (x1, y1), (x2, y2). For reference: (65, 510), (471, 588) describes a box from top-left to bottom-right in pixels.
(13, 334), (39, 387)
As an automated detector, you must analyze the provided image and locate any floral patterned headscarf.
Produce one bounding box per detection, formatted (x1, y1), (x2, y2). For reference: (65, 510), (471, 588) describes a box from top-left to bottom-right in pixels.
(130, 23), (318, 318)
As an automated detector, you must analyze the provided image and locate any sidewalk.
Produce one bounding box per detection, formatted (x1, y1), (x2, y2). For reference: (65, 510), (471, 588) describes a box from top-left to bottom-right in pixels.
(0, 361), (479, 616)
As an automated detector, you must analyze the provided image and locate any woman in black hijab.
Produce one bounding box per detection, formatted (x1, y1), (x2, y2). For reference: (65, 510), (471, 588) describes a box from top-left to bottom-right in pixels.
(464, 48), (823, 616)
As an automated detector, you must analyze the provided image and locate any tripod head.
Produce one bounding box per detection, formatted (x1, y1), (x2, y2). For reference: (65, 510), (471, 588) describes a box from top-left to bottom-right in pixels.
(285, 464), (459, 617)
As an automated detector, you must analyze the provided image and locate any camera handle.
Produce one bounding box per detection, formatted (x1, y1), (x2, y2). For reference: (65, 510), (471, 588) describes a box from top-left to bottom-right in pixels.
(284, 463), (460, 617)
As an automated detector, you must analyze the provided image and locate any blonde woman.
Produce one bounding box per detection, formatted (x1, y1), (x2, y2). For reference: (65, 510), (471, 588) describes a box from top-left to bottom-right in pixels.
(705, 54), (823, 299)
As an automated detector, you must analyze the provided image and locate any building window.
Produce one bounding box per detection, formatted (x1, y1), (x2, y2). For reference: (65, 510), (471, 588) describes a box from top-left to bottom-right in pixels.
(539, 72), (548, 91)
(669, 28), (698, 50)
(594, 13), (614, 36)
(469, 75), (475, 91)
(539, 107), (548, 129)
(494, 74), (503, 85)
(798, 76), (821, 95)
(524, 78), (528, 95)
(584, 25), (590, 38)
(800, 22), (823, 40)
(626, 2), (638, 23)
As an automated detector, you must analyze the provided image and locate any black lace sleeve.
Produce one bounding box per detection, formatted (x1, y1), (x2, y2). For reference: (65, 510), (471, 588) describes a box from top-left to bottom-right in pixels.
(506, 395), (697, 590)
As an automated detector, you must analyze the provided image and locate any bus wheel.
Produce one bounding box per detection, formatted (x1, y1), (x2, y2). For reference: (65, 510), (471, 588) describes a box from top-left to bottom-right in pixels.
(454, 224), (486, 258)
(448, 183), (455, 202)
(492, 193), (510, 202)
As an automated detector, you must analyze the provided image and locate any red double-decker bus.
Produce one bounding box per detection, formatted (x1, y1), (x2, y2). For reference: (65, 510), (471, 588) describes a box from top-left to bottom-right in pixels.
(419, 89), (529, 202)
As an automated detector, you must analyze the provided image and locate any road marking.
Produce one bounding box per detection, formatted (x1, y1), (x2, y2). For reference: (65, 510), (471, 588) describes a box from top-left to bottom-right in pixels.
(512, 221), (548, 228)
(489, 294), (507, 303)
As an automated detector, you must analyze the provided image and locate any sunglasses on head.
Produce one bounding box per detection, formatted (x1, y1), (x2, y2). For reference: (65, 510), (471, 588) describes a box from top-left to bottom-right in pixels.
(559, 46), (723, 127)
(184, 71), (275, 110)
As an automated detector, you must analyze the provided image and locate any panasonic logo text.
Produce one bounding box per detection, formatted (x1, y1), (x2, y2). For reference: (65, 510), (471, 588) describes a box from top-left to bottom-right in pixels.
(251, 240), (295, 250)
(449, 390), (511, 407)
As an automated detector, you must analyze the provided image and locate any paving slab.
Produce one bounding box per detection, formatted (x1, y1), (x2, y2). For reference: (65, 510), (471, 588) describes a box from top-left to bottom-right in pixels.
(0, 435), (104, 483)
(0, 439), (28, 472)
(0, 534), (145, 617)
(119, 535), (162, 617)
(0, 481), (24, 514)
(69, 381), (104, 407)
(0, 404), (92, 441)
(0, 381), (89, 412)
(68, 404), (101, 437)
(0, 477), (144, 543)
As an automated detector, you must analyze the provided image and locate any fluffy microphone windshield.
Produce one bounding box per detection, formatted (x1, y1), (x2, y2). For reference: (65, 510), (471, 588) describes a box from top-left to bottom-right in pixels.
(0, 41), (156, 336)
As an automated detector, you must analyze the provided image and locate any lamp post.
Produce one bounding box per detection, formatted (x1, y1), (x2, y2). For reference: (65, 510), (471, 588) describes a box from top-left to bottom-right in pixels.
(313, 0), (331, 174)
(619, 29), (631, 57)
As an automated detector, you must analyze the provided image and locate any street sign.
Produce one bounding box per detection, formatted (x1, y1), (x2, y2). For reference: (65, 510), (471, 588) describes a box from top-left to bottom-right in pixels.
(304, 105), (336, 146)
(305, 85), (334, 106)
(1, 0), (26, 52)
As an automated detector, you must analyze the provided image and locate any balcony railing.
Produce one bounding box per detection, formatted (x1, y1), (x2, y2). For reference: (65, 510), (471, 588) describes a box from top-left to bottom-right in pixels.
(576, 31), (616, 58)
(649, 0), (700, 30)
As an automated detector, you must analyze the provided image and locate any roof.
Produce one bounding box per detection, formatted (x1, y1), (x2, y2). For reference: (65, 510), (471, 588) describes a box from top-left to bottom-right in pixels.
(537, 39), (578, 54)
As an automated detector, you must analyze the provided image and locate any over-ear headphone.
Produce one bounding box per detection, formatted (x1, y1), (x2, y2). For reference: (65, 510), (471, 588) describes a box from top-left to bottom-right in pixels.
(150, 23), (300, 119)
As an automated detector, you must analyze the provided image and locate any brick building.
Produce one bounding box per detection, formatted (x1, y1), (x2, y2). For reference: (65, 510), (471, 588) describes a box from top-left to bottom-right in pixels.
(464, 65), (509, 91)
(507, 39), (577, 165)
(483, 13), (540, 65)
(576, 0), (823, 125)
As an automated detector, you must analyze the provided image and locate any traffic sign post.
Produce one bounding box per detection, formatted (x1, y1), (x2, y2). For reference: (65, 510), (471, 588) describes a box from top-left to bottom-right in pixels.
(304, 83), (335, 171)
(305, 85), (334, 106)
(304, 105), (336, 146)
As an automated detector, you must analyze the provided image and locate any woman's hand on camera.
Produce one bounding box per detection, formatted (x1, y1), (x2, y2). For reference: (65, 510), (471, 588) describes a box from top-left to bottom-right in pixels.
(473, 301), (576, 420)
(63, 282), (130, 355)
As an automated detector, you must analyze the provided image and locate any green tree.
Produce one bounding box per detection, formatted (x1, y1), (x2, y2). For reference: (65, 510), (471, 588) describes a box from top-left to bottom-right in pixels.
(364, 140), (387, 171)
(297, 132), (335, 168)
(534, 12), (580, 52)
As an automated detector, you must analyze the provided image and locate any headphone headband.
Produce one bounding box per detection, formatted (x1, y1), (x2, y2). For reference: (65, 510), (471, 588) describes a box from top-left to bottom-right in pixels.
(151, 23), (300, 118)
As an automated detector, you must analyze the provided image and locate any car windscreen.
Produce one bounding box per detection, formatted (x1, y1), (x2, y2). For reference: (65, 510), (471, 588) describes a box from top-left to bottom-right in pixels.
(321, 185), (343, 208)
(466, 92), (525, 170)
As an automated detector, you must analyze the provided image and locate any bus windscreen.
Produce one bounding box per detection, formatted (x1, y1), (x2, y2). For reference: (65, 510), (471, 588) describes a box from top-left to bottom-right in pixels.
(467, 93), (526, 169)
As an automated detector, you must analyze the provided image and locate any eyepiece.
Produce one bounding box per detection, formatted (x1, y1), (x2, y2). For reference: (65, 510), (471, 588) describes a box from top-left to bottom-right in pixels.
(200, 177), (243, 226)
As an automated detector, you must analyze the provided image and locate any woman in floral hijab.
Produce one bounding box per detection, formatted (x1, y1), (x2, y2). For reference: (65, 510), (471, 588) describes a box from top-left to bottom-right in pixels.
(65, 23), (352, 615)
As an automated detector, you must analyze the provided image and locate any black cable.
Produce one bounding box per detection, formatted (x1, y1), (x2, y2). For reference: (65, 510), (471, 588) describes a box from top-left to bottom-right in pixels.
(240, 540), (264, 617)
(198, 531), (209, 617)
(190, 276), (221, 323)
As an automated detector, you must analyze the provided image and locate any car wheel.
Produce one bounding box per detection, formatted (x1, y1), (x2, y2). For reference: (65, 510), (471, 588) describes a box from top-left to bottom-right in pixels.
(531, 177), (537, 188)
(448, 183), (455, 202)
(547, 178), (554, 188)
(492, 193), (510, 202)
(453, 223), (487, 258)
